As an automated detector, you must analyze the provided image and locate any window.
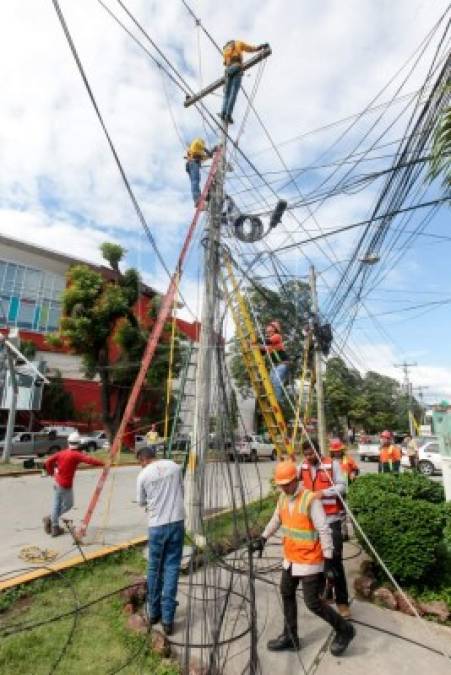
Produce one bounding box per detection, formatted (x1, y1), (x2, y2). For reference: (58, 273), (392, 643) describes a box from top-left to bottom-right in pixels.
(0, 259), (64, 333)
(426, 444), (440, 454)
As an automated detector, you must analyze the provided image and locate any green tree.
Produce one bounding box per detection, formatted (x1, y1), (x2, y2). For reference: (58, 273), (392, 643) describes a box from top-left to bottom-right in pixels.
(40, 369), (75, 421)
(324, 357), (362, 433)
(229, 279), (310, 399)
(428, 84), (450, 188)
(48, 243), (181, 439)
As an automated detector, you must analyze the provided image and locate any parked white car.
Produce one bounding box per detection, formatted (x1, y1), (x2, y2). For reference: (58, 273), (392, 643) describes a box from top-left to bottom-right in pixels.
(401, 439), (442, 476)
(358, 435), (380, 462)
(78, 430), (108, 451)
(231, 434), (277, 462)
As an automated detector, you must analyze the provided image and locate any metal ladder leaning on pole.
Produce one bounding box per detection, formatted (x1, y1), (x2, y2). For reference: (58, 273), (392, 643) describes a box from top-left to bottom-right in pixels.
(222, 254), (294, 456)
(77, 147), (223, 539)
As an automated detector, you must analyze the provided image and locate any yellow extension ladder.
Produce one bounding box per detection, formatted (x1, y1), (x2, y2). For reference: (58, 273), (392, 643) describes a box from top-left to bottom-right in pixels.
(222, 255), (294, 456)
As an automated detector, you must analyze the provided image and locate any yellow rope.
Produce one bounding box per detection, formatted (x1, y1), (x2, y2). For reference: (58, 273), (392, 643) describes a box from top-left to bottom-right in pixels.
(93, 445), (121, 545)
(19, 546), (58, 563)
(164, 272), (179, 440)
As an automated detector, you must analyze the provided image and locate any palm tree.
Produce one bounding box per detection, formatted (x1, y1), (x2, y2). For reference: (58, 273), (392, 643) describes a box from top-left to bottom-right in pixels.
(428, 83), (451, 189)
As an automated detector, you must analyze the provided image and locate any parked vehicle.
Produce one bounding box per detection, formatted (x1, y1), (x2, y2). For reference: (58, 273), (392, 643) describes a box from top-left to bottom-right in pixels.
(79, 430), (107, 452)
(358, 435), (380, 462)
(0, 425), (26, 441)
(401, 439), (442, 476)
(229, 434), (276, 462)
(42, 425), (77, 440)
(0, 431), (65, 458)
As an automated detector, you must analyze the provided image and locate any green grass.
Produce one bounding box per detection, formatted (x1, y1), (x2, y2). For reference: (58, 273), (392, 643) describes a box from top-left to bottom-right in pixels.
(0, 548), (179, 674)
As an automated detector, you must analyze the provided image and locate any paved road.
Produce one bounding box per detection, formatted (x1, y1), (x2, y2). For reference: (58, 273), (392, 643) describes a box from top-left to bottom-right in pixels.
(1, 453), (442, 583)
(354, 453), (443, 482)
(0, 460), (275, 582)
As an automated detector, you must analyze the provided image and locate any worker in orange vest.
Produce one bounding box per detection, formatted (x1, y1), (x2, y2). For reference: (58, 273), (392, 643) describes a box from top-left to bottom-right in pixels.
(329, 438), (360, 483)
(379, 430), (401, 473)
(300, 440), (351, 618)
(219, 40), (269, 124)
(252, 460), (355, 654)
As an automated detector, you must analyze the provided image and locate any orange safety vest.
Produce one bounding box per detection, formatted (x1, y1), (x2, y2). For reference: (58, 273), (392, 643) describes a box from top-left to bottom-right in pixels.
(379, 445), (401, 464)
(300, 459), (343, 515)
(279, 489), (323, 566)
(341, 455), (359, 479)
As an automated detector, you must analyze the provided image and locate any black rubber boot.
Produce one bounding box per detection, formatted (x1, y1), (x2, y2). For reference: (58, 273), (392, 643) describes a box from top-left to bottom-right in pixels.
(162, 623), (174, 636)
(330, 623), (355, 656)
(267, 632), (301, 652)
(43, 516), (51, 535)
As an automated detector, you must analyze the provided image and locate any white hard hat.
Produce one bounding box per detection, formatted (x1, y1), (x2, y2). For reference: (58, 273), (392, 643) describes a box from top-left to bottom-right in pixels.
(68, 431), (81, 445)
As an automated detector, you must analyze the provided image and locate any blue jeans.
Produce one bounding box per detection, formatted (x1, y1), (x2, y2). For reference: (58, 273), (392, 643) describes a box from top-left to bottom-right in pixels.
(186, 160), (201, 204)
(51, 485), (74, 527)
(221, 65), (242, 119)
(270, 362), (289, 402)
(147, 520), (184, 624)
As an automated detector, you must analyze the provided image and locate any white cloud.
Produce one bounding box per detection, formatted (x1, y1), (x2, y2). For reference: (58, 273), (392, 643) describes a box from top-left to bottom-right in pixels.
(0, 0), (448, 388)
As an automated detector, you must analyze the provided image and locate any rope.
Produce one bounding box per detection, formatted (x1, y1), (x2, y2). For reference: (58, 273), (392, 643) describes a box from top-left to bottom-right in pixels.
(19, 546), (59, 564)
(164, 272), (179, 440)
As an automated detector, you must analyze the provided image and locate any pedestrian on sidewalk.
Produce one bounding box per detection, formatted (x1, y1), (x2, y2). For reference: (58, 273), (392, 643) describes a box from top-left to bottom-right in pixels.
(43, 432), (104, 537)
(254, 460), (355, 655)
(185, 138), (214, 206)
(300, 439), (351, 619)
(219, 40), (268, 124)
(379, 430), (401, 473)
(403, 434), (418, 471)
(136, 445), (185, 636)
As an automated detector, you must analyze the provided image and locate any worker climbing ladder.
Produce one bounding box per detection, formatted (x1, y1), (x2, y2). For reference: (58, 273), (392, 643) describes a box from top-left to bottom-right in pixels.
(222, 255), (294, 456)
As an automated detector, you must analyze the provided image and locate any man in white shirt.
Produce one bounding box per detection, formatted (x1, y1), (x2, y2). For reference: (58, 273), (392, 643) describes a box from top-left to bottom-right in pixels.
(136, 446), (185, 636)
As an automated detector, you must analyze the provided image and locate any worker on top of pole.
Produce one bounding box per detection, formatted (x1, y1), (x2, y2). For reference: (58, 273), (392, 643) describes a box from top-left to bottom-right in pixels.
(300, 439), (351, 618)
(329, 438), (360, 483)
(255, 321), (289, 403)
(379, 430), (401, 473)
(185, 138), (215, 207)
(219, 40), (269, 124)
(252, 460), (355, 655)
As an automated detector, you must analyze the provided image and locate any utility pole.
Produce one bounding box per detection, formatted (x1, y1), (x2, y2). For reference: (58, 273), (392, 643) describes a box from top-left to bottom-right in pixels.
(185, 135), (225, 544)
(413, 385), (429, 425)
(184, 48), (271, 543)
(394, 361), (417, 436)
(2, 348), (18, 464)
(310, 266), (327, 456)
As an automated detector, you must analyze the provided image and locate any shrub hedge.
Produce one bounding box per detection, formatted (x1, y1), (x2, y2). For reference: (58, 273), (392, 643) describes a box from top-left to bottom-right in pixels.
(348, 473), (447, 583)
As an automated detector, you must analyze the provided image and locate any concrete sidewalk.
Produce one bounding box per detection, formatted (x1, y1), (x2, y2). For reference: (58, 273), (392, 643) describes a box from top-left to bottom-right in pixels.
(169, 540), (451, 674)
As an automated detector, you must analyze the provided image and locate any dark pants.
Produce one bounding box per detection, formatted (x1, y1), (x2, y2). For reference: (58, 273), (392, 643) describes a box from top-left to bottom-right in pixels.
(147, 520), (184, 624)
(330, 520), (349, 605)
(281, 568), (349, 638)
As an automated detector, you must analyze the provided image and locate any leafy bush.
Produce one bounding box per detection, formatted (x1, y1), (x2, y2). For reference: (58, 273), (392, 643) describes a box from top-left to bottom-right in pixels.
(348, 474), (446, 583)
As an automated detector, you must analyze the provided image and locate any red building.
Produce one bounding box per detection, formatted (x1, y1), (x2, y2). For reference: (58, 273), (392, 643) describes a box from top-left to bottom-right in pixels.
(0, 233), (199, 428)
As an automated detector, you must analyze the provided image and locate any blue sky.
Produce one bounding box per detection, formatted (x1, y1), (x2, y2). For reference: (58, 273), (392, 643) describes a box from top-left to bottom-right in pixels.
(0, 0), (449, 400)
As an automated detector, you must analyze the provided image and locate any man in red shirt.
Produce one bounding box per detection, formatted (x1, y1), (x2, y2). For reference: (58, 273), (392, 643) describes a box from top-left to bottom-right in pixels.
(43, 431), (104, 537)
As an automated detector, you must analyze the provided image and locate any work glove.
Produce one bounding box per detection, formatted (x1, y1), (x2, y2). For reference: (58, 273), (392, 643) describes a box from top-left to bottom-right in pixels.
(324, 558), (337, 582)
(249, 536), (266, 557)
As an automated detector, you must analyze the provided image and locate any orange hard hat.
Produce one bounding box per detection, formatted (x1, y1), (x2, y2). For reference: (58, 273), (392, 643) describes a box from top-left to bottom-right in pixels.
(274, 460), (298, 485)
(329, 438), (345, 452)
(380, 430), (392, 439)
